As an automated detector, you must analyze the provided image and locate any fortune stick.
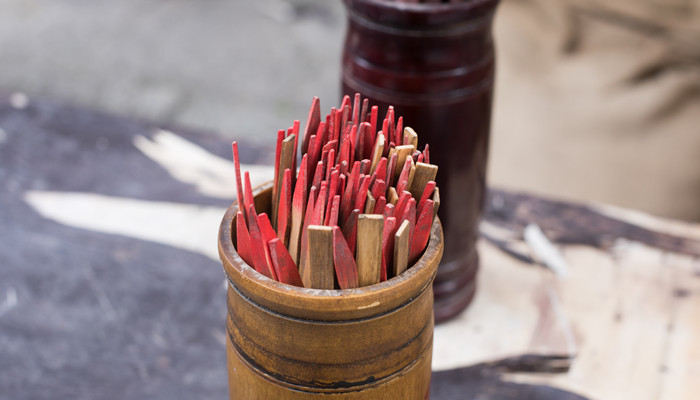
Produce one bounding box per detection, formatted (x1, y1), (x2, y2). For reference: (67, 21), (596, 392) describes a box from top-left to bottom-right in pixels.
(231, 94), (439, 289)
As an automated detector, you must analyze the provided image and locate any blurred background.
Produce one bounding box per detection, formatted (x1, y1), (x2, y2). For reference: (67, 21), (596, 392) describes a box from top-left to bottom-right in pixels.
(1, 0), (699, 220)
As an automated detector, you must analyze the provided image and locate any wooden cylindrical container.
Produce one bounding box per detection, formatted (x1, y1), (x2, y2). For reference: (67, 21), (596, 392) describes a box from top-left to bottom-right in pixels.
(218, 182), (444, 399)
(341, 0), (498, 322)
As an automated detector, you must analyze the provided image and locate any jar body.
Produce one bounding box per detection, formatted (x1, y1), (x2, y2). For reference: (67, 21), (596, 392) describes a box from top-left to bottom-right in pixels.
(342, 0), (498, 322)
(219, 183), (443, 399)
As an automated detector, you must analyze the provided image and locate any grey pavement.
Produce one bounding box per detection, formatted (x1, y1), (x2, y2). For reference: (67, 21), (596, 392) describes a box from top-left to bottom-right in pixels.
(0, 0), (345, 143)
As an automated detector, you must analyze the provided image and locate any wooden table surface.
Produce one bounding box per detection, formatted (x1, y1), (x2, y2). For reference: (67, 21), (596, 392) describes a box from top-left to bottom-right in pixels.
(1, 94), (697, 399)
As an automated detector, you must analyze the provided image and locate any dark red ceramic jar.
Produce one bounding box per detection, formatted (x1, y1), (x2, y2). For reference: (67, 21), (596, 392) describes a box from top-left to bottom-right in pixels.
(342, 0), (498, 322)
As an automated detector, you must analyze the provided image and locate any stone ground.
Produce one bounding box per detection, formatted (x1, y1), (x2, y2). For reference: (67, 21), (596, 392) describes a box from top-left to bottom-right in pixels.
(1, 0), (698, 220)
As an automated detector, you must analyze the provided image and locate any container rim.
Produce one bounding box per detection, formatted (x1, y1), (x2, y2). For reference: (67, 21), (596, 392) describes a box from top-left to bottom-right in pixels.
(218, 181), (443, 321)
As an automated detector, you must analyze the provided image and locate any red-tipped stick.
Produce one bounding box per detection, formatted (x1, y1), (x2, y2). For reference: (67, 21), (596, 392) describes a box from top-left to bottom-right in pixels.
(370, 179), (386, 201)
(312, 182), (327, 225)
(277, 168), (292, 246)
(291, 120), (300, 174)
(383, 203), (395, 219)
(356, 122), (367, 161)
(236, 211), (253, 266)
(363, 123), (374, 159)
(340, 161), (360, 222)
(328, 108), (337, 145)
(353, 175), (371, 213)
(256, 212), (282, 282)
(332, 227), (359, 289)
(360, 98), (369, 124)
(380, 216), (397, 281)
(340, 94), (351, 111)
(326, 195), (340, 227)
(395, 117), (403, 147)
(302, 97), (320, 155)
(341, 106), (350, 140)
(288, 155), (308, 265)
(343, 209), (360, 254)
(423, 144), (430, 164)
(360, 159), (371, 175)
(369, 105), (378, 139)
(272, 130), (285, 219)
(311, 160), (324, 193)
(326, 170), (339, 218)
(396, 158), (413, 194)
(410, 199), (434, 262)
(243, 171), (256, 217)
(246, 205), (275, 279)
(298, 186), (317, 277)
(232, 142), (246, 222)
(401, 198), (417, 248)
(352, 93), (361, 126)
(394, 191), (412, 222)
(386, 152), (398, 189)
(370, 157), (387, 188)
(268, 239), (304, 287)
(374, 196), (387, 215)
(417, 180), (436, 216)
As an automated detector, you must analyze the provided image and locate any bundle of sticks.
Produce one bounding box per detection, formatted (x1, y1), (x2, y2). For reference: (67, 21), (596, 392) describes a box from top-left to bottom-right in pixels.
(231, 94), (439, 290)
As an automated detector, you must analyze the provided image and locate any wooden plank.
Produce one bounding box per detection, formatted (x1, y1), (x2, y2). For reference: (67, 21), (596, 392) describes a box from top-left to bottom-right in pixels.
(303, 225), (334, 289)
(356, 214), (383, 287)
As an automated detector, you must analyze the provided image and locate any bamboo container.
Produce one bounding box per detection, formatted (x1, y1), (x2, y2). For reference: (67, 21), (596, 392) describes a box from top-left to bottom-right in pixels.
(218, 182), (443, 399)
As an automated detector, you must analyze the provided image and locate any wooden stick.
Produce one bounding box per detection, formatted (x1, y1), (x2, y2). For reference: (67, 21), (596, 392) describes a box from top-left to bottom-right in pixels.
(236, 211), (253, 266)
(268, 238), (303, 287)
(304, 225), (335, 289)
(370, 179), (386, 201)
(356, 214), (383, 287)
(288, 155), (308, 265)
(395, 116), (403, 147)
(394, 190), (412, 220)
(393, 145), (415, 180)
(232, 142), (246, 222)
(403, 126), (418, 148)
(393, 219), (410, 276)
(369, 133), (385, 175)
(364, 192), (376, 214)
(332, 226), (359, 289)
(273, 134), (296, 227)
(298, 186), (317, 280)
(386, 152), (398, 189)
(387, 187), (399, 205)
(432, 186), (440, 218)
(409, 162), (438, 200)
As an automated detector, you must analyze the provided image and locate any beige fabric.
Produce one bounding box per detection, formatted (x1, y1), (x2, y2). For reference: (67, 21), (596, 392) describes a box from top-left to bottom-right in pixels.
(490, 0), (700, 220)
